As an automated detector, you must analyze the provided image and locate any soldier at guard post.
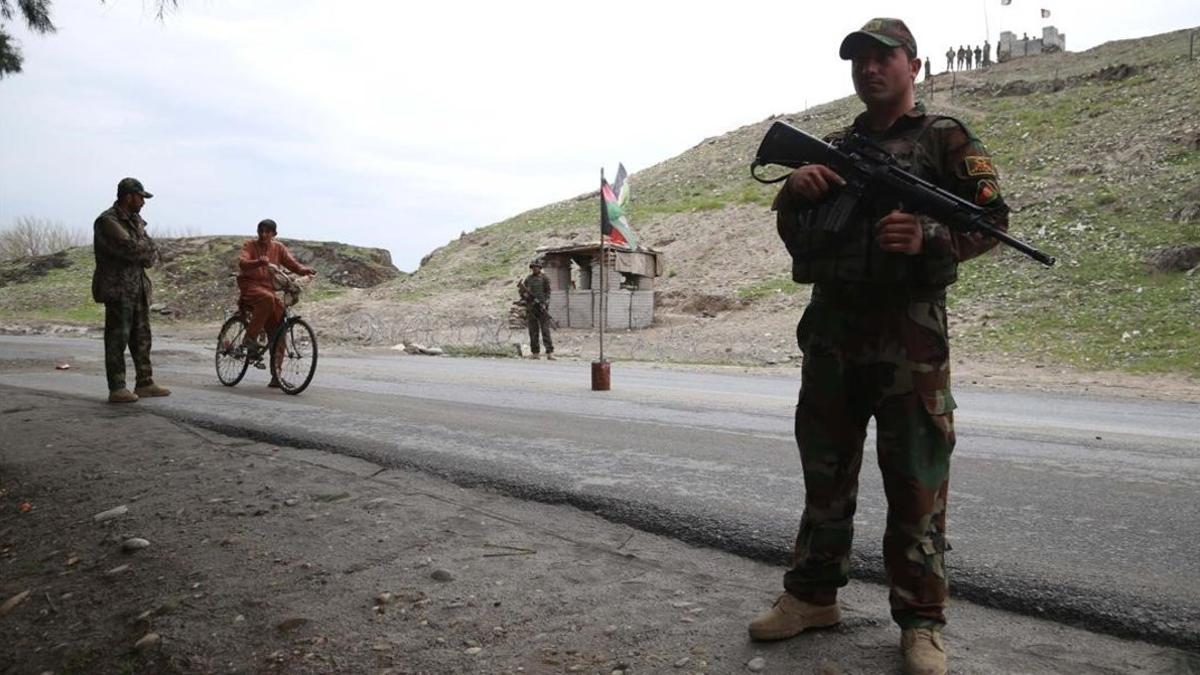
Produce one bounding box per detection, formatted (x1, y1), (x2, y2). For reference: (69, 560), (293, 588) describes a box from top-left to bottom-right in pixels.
(519, 259), (554, 360)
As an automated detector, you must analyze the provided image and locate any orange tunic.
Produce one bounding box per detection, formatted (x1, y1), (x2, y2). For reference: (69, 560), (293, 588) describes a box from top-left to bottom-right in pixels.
(237, 239), (307, 340)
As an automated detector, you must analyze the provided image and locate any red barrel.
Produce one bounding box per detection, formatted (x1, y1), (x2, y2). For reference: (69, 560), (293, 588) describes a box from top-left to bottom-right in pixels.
(591, 360), (611, 391)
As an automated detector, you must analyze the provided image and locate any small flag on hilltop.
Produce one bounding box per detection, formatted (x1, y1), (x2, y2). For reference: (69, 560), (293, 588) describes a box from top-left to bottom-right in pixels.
(601, 163), (637, 249)
(1041, 8), (1051, 17)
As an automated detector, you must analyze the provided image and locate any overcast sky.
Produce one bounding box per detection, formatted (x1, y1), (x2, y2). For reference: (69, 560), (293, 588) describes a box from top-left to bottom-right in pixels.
(2, 1), (1197, 270)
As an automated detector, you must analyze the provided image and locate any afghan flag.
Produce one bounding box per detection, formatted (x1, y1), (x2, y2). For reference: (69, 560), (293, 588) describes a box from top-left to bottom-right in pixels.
(601, 163), (637, 249)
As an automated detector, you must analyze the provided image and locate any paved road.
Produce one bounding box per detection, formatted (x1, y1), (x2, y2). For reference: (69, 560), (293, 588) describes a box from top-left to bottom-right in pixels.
(2, 335), (1198, 649)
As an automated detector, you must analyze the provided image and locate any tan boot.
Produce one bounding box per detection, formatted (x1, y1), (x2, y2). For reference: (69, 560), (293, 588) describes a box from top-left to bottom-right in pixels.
(545, 354), (556, 361)
(134, 383), (171, 397)
(748, 593), (841, 641)
(107, 388), (139, 403)
(901, 628), (947, 675)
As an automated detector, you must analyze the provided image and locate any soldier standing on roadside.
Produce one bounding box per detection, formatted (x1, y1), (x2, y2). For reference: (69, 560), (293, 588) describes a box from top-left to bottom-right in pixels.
(974, 45), (983, 69)
(92, 178), (171, 403)
(748, 18), (1010, 675)
(944, 46), (954, 72)
(519, 259), (554, 360)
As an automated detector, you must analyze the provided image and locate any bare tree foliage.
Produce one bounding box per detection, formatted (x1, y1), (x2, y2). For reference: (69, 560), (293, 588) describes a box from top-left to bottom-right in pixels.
(0, 0), (177, 79)
(0, 216), (87, 261)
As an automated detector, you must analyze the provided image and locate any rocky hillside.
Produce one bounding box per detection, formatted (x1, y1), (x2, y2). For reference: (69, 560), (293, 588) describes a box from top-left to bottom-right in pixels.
(2, 28), (1196, 378)
(323, 26), (1199, 376)
(0, 236), (401, 325)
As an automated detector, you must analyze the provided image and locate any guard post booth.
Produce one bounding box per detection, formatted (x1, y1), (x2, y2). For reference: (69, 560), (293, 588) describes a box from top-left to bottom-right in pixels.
(534, 244), (663, 330)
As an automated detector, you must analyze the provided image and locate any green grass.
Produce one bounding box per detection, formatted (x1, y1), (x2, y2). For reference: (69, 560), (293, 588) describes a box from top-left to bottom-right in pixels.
(304, 285), (349, 303)
(737, 276), (801, 301)
(634, 194), (727, 217)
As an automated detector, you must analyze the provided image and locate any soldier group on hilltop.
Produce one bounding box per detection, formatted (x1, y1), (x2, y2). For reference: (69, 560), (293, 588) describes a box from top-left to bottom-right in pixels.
(944, 41), (991, 71)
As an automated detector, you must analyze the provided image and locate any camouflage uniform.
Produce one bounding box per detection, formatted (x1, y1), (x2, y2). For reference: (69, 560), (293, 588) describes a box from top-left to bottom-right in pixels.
(522, 272), (553, 355)
(93, 202), (158, 392)
(774, 102), (1009, 628)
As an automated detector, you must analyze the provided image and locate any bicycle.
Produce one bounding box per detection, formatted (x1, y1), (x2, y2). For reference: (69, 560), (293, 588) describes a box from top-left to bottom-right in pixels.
(215, 267), (318, 395)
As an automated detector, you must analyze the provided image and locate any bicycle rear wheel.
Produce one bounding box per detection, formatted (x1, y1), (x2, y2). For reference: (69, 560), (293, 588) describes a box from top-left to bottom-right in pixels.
(215, 315), (251, 386)
(270, 318), (318, 395)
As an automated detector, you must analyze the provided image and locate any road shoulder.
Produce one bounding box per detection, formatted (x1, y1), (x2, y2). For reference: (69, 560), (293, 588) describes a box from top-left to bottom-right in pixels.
(0, 388), (1194, 673)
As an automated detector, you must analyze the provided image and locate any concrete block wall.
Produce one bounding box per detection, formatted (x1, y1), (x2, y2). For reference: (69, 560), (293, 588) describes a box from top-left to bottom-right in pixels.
(546, 289), (655, 330)
(565, 291), (594, 328)
(547, 294), (570, 326)
(629, 290), (654, 328)
(601, 290), (631, 330)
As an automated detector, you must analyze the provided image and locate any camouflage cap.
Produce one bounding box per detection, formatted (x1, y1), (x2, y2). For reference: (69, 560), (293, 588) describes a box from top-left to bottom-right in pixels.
(529, 258), (543, 268)
(839, 18), (917, 60)
(116, 177), (153, 199)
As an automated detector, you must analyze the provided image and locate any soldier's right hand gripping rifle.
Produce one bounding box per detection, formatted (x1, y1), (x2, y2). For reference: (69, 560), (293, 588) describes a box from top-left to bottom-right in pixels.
(516, 279), (559, 328)
(750, 121), (1055, 266)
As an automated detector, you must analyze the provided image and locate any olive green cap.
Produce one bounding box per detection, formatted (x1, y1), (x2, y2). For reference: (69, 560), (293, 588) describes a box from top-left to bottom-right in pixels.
(116, 177), (153, 199)
(839, 18), (917, 59)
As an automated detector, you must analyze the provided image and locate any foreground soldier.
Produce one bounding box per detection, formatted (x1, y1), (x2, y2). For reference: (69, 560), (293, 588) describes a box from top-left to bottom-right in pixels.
(519, 259), (554, 360)
(748, 18), (1009, 675)
(236, 219), (314, 386)
(92, 178), (171, 403)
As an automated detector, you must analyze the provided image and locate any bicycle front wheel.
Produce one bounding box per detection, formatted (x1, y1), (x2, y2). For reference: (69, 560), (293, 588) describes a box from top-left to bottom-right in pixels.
(270, 318), (318, 395)
(215, 315), (251, 386)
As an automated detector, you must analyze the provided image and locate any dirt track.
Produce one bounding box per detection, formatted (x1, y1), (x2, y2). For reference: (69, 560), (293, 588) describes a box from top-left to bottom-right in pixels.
(1, 388), (1196, 674)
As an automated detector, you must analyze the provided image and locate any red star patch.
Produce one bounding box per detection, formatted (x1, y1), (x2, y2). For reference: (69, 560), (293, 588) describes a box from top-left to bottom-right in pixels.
(965, 156), (997, 177)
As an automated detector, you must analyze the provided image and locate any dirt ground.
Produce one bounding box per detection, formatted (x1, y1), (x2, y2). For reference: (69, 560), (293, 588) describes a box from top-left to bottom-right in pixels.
(2, 388), (1197, 674)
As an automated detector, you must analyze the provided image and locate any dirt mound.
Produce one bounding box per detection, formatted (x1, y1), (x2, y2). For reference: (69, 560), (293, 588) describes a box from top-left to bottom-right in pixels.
(146, 237), (403, 319)
(0, 250), (72, 288)
(283, 241), (400, 288)
(1092, 63), (1142, 82)
(671, 293), (747, 317)
(981, 63), (1144, 98)
(1181, 130), (1200, 152)
(1145, 244), (1200, 274)
(1171, 184), (1200, 224)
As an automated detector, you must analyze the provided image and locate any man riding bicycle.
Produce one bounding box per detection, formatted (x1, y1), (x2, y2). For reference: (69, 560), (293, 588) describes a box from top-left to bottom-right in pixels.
(236, 219), (315, 385)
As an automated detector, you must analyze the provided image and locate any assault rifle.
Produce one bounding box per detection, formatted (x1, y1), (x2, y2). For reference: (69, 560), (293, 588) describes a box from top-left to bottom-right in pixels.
(750, 121), (1055, 266)
(516, 279), (559, 329)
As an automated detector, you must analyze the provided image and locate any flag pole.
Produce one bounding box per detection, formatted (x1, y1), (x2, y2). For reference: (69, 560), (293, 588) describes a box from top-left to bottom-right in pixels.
(599, 167), (606, 364)
(591, 167), (612, 391)
(982, 0), (991, 45)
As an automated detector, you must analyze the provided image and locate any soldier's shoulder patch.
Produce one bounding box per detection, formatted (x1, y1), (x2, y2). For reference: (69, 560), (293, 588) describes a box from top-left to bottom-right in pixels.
(965, 156), (997, 177)
(975, 178), (1001, 205)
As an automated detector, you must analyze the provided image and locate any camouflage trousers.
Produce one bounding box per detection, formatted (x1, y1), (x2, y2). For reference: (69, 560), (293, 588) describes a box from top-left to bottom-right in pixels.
(527, 307), (553, 355)
(103, 296), (154, 392)
(784, 297), (956, 628)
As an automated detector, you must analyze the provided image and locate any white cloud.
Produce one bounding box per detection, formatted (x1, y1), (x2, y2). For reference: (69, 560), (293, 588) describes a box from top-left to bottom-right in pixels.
(2, 0), (1198, 270)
